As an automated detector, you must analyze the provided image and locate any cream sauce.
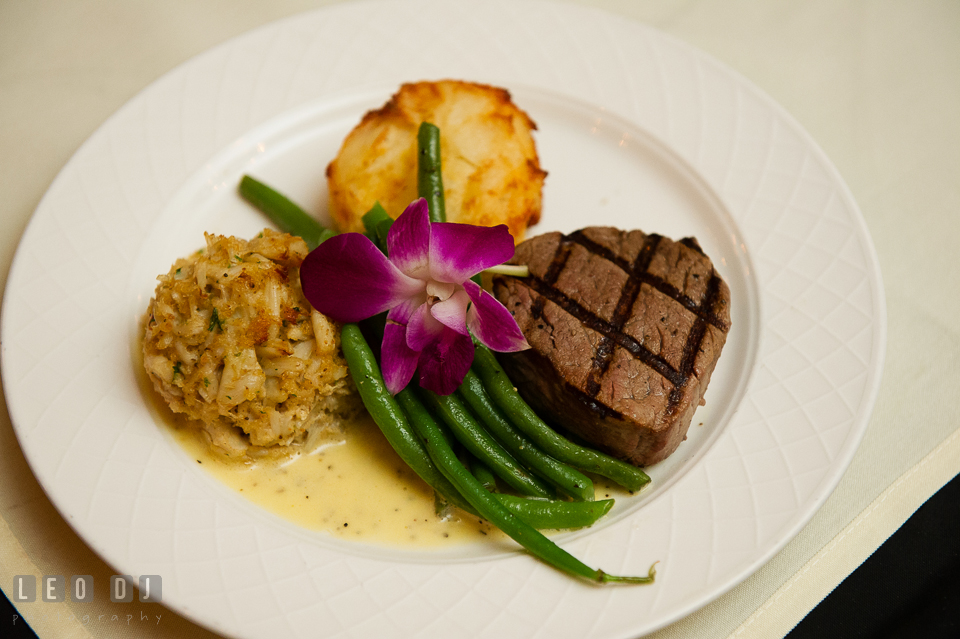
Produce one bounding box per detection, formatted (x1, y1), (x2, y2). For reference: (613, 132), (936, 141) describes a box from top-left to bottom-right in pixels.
(135, 326), (502, 548)
(169, 414), (502, 547)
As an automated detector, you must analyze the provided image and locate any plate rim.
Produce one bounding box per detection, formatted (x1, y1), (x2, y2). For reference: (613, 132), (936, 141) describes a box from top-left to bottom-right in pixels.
(0, 1), (887, 637)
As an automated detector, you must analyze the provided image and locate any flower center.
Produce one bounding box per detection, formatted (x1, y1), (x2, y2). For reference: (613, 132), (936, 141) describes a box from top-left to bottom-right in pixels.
(425, 280), (456, 304)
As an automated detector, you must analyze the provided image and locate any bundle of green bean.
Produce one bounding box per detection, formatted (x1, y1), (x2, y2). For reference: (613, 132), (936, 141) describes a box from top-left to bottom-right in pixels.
(238, 122), (654, 585)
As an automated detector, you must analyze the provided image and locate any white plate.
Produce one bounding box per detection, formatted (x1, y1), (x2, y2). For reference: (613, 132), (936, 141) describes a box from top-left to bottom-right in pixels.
(1, 1), (885, 637)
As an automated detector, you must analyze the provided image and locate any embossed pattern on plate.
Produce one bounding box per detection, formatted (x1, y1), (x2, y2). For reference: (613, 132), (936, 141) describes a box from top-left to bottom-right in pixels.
(1, 2), (885, 638)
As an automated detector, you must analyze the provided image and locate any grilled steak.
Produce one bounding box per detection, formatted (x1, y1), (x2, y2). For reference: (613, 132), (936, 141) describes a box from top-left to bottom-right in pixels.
(492, 227), (731, 467)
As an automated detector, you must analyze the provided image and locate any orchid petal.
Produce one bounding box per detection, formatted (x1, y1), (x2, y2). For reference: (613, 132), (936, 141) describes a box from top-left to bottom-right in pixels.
(429, 222), (516, 283)
(387, 199), (432, 280)
(430, 288), (470, 335)
(387, 295), (423, 325)
(300, 233), (422, 323)
(406, 303), (445, 352)
(379, 300), (424, 395)
(417, 329), (475, 396)
(381, 322), (419, 395)
(463, 280), (530, 352)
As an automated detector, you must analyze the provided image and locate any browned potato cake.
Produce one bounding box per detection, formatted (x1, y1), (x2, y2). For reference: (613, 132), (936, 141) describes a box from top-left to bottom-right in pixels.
(326, 80), (546, 241)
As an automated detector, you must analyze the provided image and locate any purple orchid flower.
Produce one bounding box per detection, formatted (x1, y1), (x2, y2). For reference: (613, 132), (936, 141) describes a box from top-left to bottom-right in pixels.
(300, 198), (529, 395)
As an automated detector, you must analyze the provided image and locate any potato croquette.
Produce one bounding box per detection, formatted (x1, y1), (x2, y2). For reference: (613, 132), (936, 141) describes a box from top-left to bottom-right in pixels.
(327, 80), (546, 241)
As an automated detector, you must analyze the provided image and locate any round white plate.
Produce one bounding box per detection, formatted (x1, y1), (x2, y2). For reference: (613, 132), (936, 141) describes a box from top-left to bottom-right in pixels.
(1, 1), (885, 637)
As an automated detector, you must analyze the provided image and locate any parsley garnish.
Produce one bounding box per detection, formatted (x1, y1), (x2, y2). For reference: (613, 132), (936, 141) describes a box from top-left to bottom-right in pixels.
(209, 308), (223, 332)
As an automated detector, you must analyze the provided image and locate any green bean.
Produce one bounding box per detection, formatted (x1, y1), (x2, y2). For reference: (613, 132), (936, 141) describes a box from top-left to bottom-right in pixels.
(468, 456), (611, 528)
(340, 323), (475, 515)
(408, 395), (656, 584)
(495, 495), (614, 530)
(391, 387), (611, 531)
(419, 389), (555, 499)
(417, 122), (446, 223)
(459, 370), (595, 502)
(361, 201), (392, 253)
(471, 345), (651, 492)
(361, 201), (391, 233)
(238, 175), (336, 249)
(469, 456), (498, 492)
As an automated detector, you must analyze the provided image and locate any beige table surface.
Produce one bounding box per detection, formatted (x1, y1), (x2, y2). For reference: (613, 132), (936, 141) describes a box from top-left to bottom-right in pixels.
(1, 1), (958, 637)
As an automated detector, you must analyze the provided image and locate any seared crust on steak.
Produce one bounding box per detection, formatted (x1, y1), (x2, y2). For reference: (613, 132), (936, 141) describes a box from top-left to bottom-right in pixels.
(492, 227), (731, 466)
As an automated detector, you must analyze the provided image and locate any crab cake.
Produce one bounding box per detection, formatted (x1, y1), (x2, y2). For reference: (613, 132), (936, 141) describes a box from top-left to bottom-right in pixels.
(326, 80), (546, 241)
(142, 229), (359, 458)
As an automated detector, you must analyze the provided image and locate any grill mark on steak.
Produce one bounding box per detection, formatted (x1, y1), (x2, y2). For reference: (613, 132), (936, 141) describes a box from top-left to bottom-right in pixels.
(679, 236), (705, 254)
(567, 385), (622, 419)
(583, 232), (662, 397)
(519, 251), (686, 390)
(567, 231), (730, 332)
(510, 230), (729, 416)
(522, 275), (683, 386)
(495, 226), (731, 466)
(529, 237), (574, 321)
(666, 271), (723, 415)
